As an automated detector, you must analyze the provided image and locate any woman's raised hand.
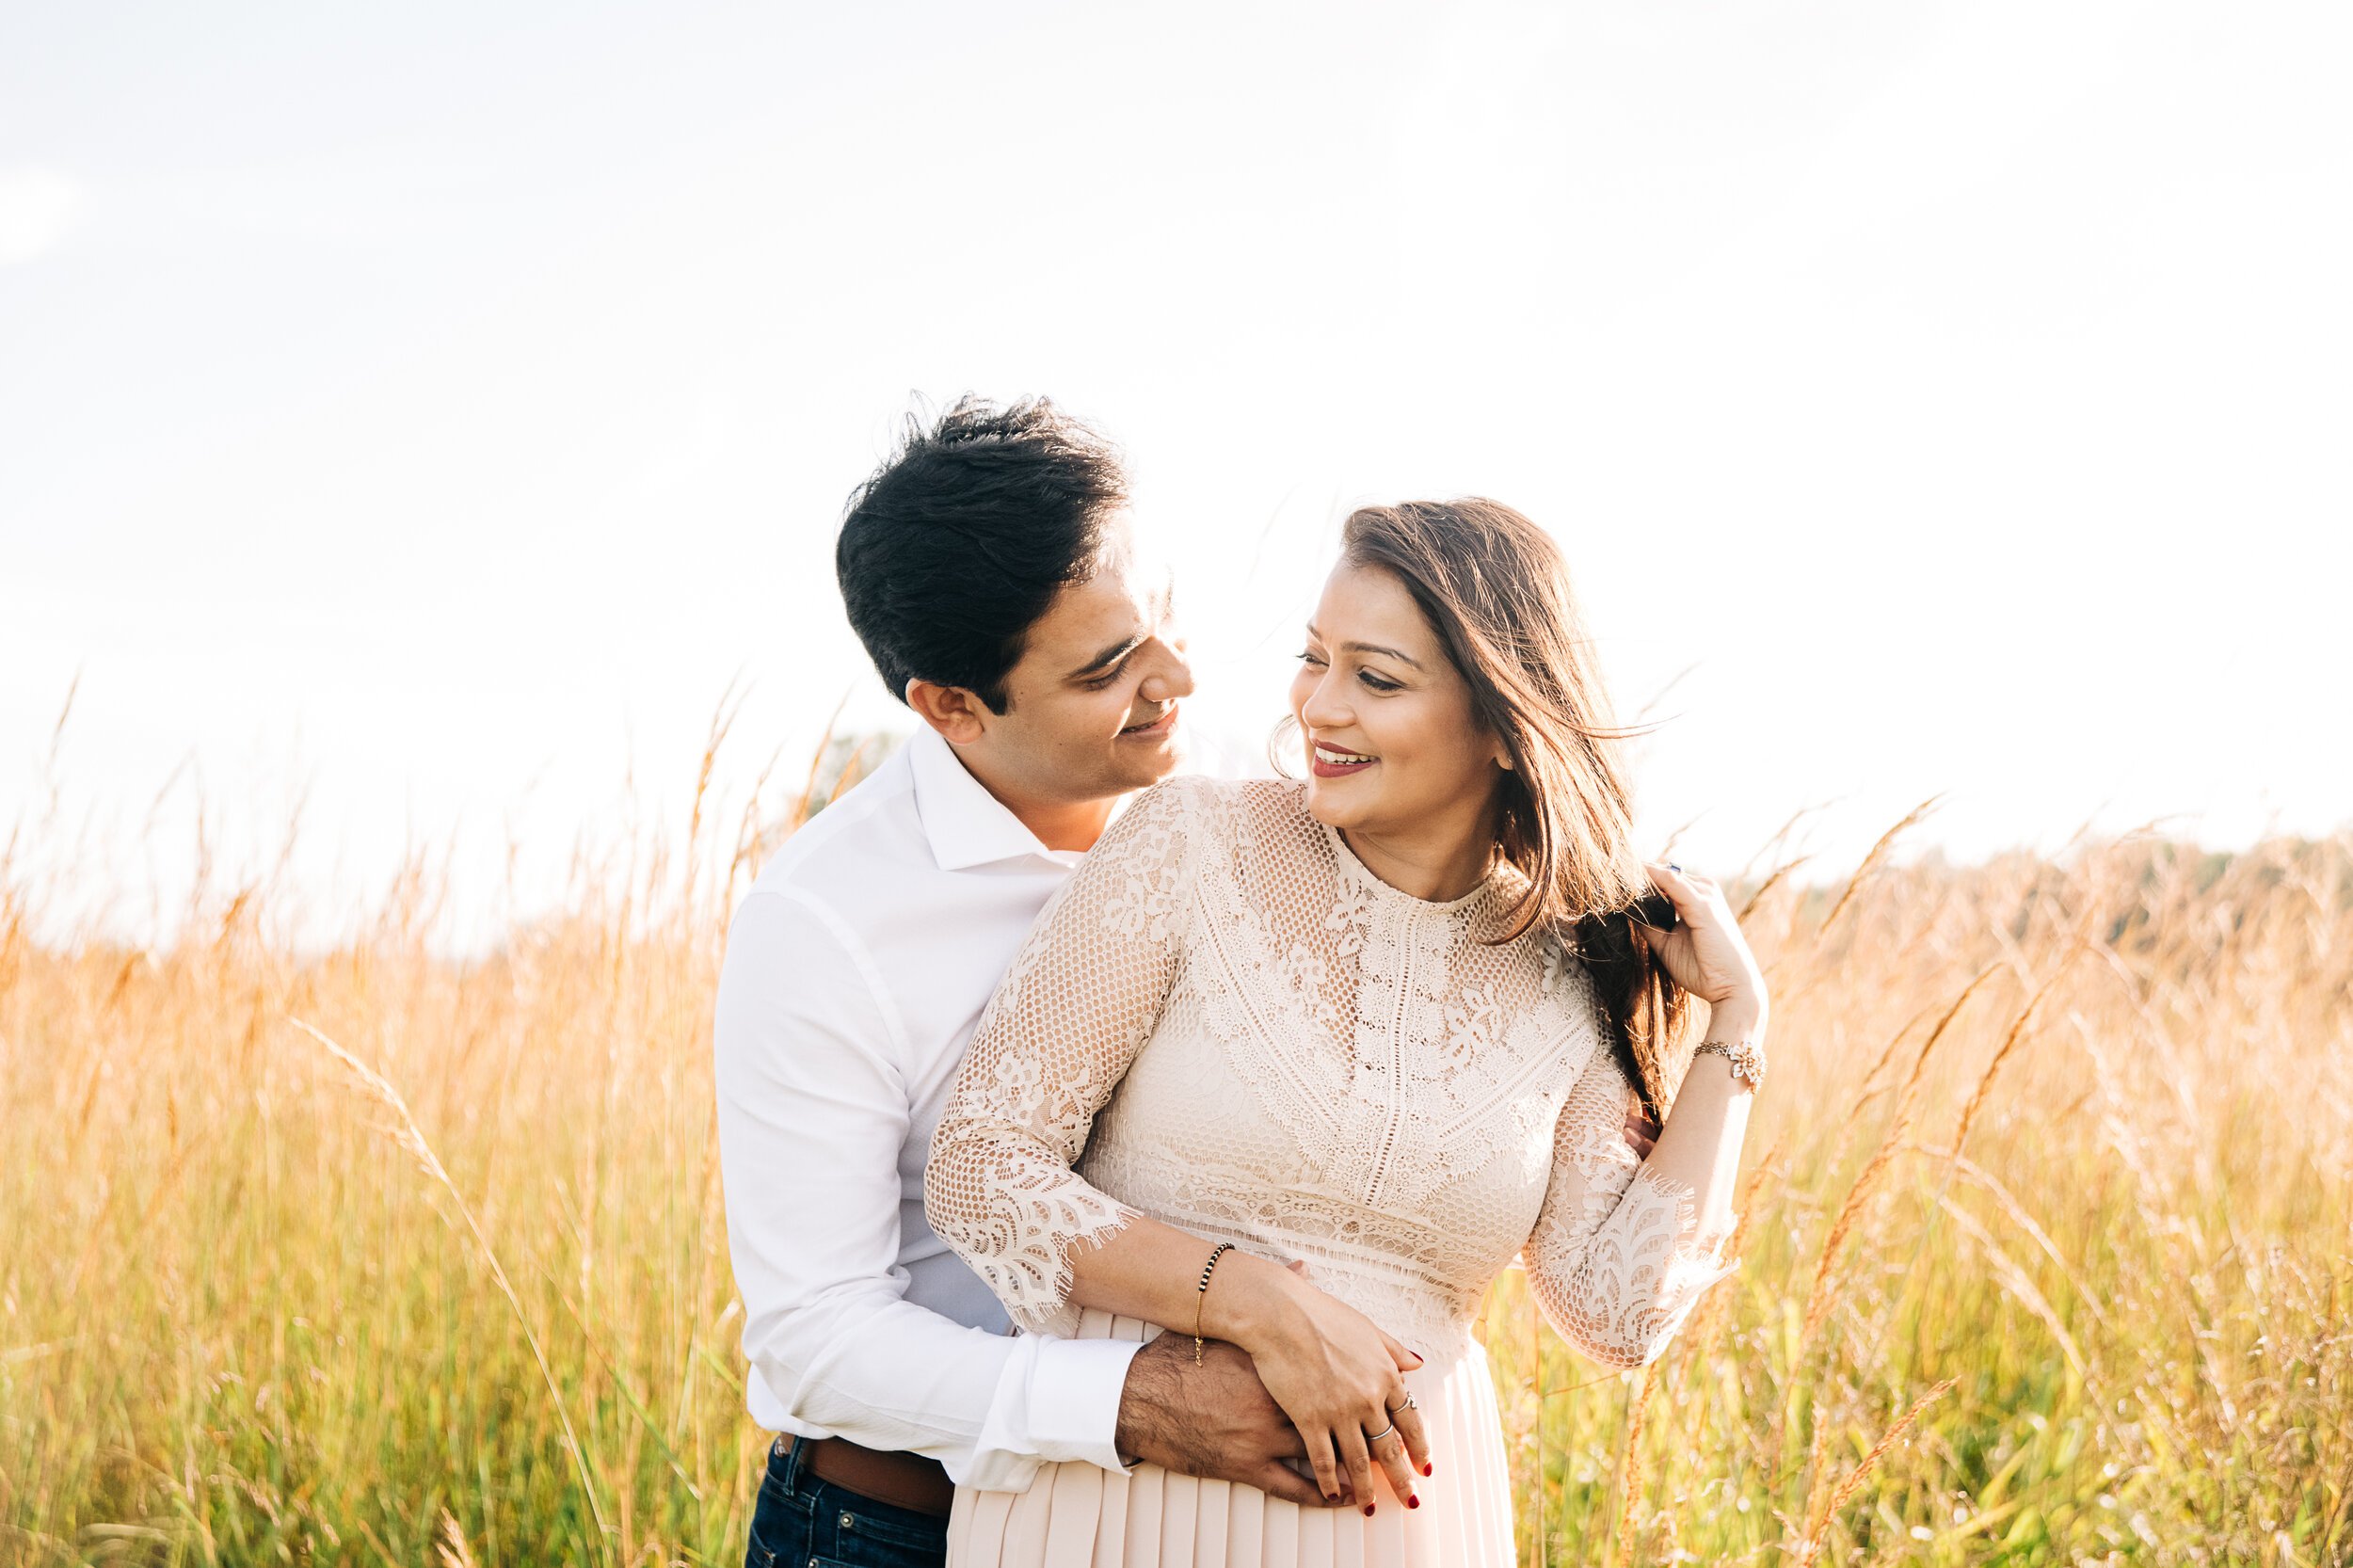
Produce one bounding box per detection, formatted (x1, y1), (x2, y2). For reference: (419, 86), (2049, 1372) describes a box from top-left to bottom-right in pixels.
(1211, 1255), (1431, 1512)
(1629, 862), (1769, 1014)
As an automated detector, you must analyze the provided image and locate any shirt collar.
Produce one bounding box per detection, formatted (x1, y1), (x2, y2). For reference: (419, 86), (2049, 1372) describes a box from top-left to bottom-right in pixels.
(906, 726), (1079, 872)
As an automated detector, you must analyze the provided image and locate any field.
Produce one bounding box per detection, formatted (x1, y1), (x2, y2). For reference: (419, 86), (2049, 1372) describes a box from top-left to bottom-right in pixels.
(2, 731), (2347, 1566)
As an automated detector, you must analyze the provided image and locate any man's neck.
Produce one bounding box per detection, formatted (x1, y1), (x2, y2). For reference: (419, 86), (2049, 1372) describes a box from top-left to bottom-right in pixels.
(951, 744), (1120, 855)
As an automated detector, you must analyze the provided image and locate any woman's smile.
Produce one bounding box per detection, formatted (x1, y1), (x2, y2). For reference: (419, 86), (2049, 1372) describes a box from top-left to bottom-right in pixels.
(1309, 738), (1378, 777)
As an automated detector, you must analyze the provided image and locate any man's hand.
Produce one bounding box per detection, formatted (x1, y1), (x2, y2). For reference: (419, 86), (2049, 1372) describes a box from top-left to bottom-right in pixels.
(1114, 1332), (1341, 1508)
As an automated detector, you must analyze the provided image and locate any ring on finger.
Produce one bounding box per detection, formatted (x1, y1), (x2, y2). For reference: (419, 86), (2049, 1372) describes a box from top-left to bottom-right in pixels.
(1365, 1418), (1397, 1444)
(1386, 1392), (1417, 1414)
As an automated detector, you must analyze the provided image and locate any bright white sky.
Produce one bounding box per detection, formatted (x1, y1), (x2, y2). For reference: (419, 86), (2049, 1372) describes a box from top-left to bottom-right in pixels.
(5, 2), (2348, 944)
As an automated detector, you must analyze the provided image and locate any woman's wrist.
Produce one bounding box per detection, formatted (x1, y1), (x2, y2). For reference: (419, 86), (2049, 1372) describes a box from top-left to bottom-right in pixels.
(1200, 1248), (1306, 1349)
(1705, 992), (1769, 1040)
(1692, 993), (1769, 1096)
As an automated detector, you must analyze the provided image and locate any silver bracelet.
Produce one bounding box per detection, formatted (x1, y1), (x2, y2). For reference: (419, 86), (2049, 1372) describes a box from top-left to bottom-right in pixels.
(1691, 1034), (1766, 1093)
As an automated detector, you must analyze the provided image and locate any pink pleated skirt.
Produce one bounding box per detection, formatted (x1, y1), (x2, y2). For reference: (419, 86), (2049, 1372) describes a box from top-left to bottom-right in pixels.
(946, 1309), (1517, 1568)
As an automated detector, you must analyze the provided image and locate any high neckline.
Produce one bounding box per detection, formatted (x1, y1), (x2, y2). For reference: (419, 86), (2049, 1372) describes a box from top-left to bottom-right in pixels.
(1321, 820), (1502, 915)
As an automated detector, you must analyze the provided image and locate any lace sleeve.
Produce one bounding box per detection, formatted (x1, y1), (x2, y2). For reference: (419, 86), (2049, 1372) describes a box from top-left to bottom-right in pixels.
(923, 777), (1200, 1338)
(1524, 1034), (1742, 1368)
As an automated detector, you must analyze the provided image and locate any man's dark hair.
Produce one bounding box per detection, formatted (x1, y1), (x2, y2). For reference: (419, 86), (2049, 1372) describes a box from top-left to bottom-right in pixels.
(836, 395), (1128, 713)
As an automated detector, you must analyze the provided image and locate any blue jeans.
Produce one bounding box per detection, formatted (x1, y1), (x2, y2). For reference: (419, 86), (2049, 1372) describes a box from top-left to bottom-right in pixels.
(745, 1435), (950, 1568)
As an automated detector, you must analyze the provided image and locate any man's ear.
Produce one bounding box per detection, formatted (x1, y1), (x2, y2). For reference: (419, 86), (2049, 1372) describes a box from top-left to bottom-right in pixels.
(905, 679), (992, 746)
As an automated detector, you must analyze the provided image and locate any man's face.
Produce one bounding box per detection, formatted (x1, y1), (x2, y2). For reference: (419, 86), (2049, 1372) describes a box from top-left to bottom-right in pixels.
(970, 513), (1193, 808)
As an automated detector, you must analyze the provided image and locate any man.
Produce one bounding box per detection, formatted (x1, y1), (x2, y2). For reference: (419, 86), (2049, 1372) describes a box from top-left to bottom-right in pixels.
(713, 396), (1335, 1568)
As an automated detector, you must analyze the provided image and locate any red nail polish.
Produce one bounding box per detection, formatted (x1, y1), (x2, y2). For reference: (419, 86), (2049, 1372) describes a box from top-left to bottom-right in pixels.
(1363, 1504), (1375, 1517)
(1421, 1464), (1433, 1477)
(1408, 1496), (1420, 1510)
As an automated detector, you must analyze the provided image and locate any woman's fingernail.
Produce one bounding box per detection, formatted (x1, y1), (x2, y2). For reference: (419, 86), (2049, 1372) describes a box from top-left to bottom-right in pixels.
(1421, 1463), (1433, 1477)
(1407, 1496), (1420, 1510)
(1362, 1503), (1376, 1517)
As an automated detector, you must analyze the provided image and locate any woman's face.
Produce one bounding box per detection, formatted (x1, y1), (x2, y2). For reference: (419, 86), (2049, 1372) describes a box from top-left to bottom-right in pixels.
(1289, 561), (1509, 859)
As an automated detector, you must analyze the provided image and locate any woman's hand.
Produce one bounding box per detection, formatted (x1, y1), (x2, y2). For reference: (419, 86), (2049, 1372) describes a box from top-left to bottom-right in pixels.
(1629, 861), (1769, 1015)
(1209, 1255), (1431, 1512)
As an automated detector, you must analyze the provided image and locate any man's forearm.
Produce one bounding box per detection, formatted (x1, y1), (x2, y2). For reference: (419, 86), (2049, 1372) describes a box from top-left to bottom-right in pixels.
(751, 1293), (1144, 1489)
(1112, 1329), (1187, 1469)
(1111, 1332), (1337, 1509)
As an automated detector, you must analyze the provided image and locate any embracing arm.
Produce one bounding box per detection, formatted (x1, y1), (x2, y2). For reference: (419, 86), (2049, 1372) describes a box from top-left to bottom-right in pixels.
(921, 780), (1320, 1348)
(713, 889), (1142, 1492)
(924, 780), (1430, 1510)
(920, 780), (1195, 1337)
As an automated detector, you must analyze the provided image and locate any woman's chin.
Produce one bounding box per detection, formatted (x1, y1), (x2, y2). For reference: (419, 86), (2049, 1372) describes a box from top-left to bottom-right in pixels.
(1301, 780), (1368, 828)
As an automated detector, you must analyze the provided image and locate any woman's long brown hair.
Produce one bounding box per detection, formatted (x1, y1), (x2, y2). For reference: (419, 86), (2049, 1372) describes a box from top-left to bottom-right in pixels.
(1338, 499), (1689, 1121)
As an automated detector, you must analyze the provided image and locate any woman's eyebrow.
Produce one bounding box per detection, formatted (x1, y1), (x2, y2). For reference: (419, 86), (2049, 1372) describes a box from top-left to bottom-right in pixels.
(1303, 625), (1422, 671)
(1341, 640), (1423, 671)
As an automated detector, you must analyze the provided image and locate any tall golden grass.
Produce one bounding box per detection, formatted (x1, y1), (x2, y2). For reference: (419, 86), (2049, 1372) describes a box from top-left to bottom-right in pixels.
(2, 712), (2347, 1566)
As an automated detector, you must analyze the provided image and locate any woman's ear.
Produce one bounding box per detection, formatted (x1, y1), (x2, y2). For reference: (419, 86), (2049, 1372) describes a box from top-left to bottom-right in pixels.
(905, 679), (989, 746)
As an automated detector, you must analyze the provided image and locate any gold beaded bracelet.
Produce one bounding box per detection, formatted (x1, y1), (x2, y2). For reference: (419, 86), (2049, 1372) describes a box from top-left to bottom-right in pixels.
(1193, 1240), (1236, 1364)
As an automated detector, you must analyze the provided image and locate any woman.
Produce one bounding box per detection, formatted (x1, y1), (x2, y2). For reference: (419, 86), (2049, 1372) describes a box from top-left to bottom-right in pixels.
(923, 499), (1770, 1568)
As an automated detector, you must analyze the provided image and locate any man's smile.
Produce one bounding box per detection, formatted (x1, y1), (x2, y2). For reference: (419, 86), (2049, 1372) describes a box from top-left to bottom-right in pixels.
(1119, 704), (1179, 739)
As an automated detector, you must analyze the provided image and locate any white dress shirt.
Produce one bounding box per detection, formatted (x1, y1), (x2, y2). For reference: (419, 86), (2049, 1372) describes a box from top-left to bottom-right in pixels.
(713, 725), (1145, 1492)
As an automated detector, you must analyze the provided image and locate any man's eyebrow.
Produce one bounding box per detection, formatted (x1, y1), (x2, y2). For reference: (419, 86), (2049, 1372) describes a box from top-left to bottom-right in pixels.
(1069, 633), (1144, 680)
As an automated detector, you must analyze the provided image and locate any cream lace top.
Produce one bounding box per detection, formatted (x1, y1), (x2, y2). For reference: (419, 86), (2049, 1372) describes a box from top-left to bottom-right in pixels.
(924, 776), (1740, 1368)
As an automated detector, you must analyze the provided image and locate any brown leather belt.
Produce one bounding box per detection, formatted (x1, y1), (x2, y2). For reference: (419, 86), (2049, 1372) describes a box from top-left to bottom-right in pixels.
(781, 1432), (955, 1519)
